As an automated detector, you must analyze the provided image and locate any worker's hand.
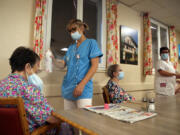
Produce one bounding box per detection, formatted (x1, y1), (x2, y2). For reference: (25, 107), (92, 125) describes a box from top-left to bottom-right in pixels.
(175, 89), (180, 94)
(50, 54), (54, 59)
(176, 79), (180, 84)
(73, 83), (85, 97)
(176, 73), (180, 79)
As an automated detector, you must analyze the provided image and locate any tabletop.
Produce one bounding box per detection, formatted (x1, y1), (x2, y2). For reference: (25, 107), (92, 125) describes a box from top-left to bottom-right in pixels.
(54, 95), (180, 135)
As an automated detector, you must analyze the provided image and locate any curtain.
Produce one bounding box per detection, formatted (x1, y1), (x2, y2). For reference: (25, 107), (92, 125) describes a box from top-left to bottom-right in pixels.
(169, 26), (178, 69)
(33, 0), (46, 59)
(106, 0), (119, 67)
(143, 13), (153, 75)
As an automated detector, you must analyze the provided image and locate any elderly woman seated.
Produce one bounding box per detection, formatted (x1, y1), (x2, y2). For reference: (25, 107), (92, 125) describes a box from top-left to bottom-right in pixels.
(0, 47), (60, 133)
(106, 64), (134, 103)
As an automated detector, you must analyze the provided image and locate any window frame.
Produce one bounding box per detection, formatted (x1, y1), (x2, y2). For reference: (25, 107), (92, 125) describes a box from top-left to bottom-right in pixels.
(150, 18), (169, 73)
(44, 0), (106, 70)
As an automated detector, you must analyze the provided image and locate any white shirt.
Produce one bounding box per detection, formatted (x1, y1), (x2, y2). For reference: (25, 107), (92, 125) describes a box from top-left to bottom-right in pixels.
(155, 60), (176, 96)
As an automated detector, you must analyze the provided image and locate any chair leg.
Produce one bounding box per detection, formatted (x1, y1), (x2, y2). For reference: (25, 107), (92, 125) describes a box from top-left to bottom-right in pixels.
(55, 123), (61, 135)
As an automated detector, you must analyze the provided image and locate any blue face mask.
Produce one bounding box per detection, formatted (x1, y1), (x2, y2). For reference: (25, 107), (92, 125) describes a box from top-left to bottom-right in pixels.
(71, 31), (82, 40)
(118, 72), (124, 80)
(161, 53), (169, 60)
(28, 73), (43, 91)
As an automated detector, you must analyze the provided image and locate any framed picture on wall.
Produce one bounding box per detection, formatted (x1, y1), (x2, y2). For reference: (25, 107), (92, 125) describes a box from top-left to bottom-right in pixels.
(120, 25), (138, 65)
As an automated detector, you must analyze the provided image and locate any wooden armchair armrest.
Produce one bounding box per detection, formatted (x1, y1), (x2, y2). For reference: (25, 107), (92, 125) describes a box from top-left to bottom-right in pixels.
(52, 112), (98, 135)
(31, 123), (60, 135)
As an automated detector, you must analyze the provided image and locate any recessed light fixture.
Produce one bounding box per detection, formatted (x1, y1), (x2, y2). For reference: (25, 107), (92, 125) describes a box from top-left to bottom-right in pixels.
(151, 26), (156, 29)
(61, 48), (68, 51)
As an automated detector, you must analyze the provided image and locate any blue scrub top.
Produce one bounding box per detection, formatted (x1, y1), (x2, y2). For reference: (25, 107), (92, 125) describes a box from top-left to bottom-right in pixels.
(62, 39), (103, 100)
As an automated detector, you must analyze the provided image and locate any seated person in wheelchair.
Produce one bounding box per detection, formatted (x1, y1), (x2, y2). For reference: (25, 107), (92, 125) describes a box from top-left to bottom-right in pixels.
(0, 47), (60, 133)
(106, 64), (134, 103)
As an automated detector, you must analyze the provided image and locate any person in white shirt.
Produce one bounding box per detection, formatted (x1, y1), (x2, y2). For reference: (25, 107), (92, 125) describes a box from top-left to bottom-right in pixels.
(155, 47), (180, 96)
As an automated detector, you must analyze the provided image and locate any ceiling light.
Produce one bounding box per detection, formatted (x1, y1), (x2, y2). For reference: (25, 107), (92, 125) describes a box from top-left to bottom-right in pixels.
(151, 26), (156, 29)
(61, 48), (68, 51)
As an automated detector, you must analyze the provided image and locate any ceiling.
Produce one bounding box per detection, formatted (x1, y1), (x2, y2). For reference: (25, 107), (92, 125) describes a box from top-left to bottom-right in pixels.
(118, 0), (180, 32)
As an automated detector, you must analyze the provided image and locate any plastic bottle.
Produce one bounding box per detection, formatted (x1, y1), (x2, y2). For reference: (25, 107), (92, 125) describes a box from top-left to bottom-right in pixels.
(45, 49), (53, 72)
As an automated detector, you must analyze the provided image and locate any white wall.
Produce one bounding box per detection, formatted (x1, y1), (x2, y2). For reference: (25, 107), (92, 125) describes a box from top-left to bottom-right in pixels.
(116, 4), (155, 92)
(176, 31), (180, 46)
(0, 0), (35, 78)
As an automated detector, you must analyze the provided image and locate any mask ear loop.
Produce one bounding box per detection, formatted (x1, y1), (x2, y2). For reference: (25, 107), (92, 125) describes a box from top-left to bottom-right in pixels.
(25, 63), (34, 81)
(25, 71), (29, 81)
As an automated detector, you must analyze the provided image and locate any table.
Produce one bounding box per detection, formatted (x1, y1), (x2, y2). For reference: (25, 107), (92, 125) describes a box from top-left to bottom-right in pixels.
(53, 95), (180, 135)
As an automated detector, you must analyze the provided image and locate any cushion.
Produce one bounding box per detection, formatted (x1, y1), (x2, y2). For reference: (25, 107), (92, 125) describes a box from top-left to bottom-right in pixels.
(0, 107), (23, 135)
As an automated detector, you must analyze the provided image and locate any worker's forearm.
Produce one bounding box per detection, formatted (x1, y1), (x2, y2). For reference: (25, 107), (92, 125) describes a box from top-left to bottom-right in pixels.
(158, 70), (176, 77)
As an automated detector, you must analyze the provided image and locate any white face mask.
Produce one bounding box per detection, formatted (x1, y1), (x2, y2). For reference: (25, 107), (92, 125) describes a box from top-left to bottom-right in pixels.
(25, 64), (43, 92)
(71, 31), (82, 40)
(117, 71), (124, 80)
(28, 73), (43, 91)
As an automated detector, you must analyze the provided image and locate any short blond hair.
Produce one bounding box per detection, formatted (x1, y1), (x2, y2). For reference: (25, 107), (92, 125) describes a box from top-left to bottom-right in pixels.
(66, 19), (89, 33)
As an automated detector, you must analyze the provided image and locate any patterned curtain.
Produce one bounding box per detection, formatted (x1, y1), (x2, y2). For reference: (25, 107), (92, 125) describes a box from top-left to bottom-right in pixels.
(169, 26), (178, 69)
(143, 13), (153, 75)
(106, 0), (119, 67)
(33, 0), (46, 59)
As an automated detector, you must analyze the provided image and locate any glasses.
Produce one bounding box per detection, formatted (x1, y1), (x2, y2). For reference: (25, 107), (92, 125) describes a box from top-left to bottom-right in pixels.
(68, 27), (77, 33)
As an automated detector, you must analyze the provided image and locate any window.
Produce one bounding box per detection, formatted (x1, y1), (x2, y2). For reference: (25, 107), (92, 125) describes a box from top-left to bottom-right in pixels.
(45, 0), (106, 69)
(83, 0), (102, 49)
(150, 19), (169, 72)
(51, 0), (77, 58)
(151, 22), (158, 67)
